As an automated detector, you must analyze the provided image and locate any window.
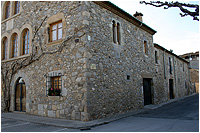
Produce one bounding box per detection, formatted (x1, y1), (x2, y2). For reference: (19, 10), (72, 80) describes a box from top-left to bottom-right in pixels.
(155, 51), (158, 64)
(144, 41), (148, 55)
(127, 75), (130, 80)
(22, 29), (29, 55)
(112, 20), (121, 44)
(169, 57), (172, 74)
(14, 1), (20, 15)
(112, 20), (116, 43)
(5, 2), (10, 19)
(2, 37), (8, 60)
(12, 33), (18, 58)
(47, 76), (62, 96)
(117, 23), (120, 45)
(48, 76), (61, 96)
(45, 71), (63, 96)
(50, 21), (62, 42)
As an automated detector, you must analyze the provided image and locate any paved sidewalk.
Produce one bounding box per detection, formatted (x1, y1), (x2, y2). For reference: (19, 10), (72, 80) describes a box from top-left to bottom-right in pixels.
(1, 94), (197, 130)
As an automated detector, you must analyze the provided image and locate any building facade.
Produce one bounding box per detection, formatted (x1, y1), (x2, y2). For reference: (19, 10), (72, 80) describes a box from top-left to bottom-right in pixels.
(180, 51), (199, 93)
(1, 1), (192, 121)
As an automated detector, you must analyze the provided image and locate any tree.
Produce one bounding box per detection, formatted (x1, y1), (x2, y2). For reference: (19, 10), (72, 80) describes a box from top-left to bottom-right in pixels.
(1, 16), (86, 112)
(140, 1), (199, 21)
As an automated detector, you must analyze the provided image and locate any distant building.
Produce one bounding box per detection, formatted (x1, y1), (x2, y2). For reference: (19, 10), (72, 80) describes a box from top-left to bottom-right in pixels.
(180, 52), (199, 93)
(180, 51), (199, 69)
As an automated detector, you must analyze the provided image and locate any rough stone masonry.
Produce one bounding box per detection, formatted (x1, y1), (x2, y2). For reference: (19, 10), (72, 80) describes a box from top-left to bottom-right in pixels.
(1, 1), (192, 121)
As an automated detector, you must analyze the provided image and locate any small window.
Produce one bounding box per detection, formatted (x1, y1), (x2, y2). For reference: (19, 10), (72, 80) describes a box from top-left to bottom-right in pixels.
(185, 81), (187, 89)
(47, 76), (62, 96)
(2, 37), (8, 60)
(45, 71), (63, 96)
(48, 76), (61, 96)
(112, 20), (121, 45)
(169, 57), (172, 74)
(117, 22), (120, 45)
(14, 1), (20, 15)
(144, 41), (148, 55)
(155, 51), (158, 64)
(5, 2), (10, 19)
(127, 75), (130, 80)
(50, 21), (62, 42)
(12, 33), (18, 58)
(112, 20), (116, 43)
(22, 29), (30, 55)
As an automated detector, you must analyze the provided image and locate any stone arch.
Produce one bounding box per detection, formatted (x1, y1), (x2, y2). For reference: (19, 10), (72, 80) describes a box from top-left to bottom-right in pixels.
(1, 33), (10, 60)
(10, 71), (30, 112)
(19, 24), (33, 55)
(1, 1), (11, 20)
(10, 29), (20, 57)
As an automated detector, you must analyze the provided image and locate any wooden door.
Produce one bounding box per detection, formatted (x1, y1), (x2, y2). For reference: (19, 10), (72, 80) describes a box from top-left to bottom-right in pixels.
(169, 79), (174, 99)
(15, 83), (21, 111)
(15, 78), (26, 112)
(143, 78), (152, 105)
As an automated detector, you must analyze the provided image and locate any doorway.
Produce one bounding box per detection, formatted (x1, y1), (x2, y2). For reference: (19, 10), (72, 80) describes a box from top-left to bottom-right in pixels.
(143, 78), (152, 105)
(169, 79), (174, 99)
(15, 77), (26, 112)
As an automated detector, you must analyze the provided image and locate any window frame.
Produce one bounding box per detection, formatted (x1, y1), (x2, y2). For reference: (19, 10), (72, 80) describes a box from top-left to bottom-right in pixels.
(155, 50), (158, 64)
(2, 37), (8, 60)
(169, 57), (172, 74)
(117, 22), (120, 45)
(22, 29), (30, 55)
(12, 33), (18, 58)
(112, 20), (121, 45)
(112, 20), (116, 43)
(45, 71), (63, 97)
(5, 1), (10, 19)
(14, 1), (20, 15)
(50, 21), (63, 42)
(144, 40), (148, 55)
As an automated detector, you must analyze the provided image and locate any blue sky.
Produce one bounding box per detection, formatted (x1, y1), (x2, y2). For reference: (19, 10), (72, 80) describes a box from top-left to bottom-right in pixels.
(109, 0), (199, 55)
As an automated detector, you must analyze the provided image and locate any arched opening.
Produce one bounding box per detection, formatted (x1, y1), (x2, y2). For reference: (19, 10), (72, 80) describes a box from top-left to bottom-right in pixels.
(15, 77), (26, 112)
(22, 28), (29, 55)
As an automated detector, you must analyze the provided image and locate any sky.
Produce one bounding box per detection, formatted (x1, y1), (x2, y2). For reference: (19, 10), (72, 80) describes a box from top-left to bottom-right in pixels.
(109, 0), (199, 55)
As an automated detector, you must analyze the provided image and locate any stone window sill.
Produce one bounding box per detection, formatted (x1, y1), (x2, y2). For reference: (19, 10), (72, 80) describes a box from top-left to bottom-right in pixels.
(1, 13), (21, 24)
(47, 96), (63, 100)
(1, 54), (30, 63)
(47, 39), (64, 46)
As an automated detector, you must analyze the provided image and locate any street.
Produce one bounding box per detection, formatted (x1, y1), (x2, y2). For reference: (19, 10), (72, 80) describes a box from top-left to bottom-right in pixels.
(1, 94), (199, 132)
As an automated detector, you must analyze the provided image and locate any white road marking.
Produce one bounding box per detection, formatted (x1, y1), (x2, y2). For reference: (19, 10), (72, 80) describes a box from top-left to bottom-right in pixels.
(1, 122), (30, 129)
(52, 128), (68, 132)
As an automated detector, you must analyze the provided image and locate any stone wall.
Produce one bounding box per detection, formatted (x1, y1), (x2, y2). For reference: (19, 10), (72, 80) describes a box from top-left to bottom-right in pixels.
(84, 2), (156, 120)
(154, 45), (191, 104)
(2, 1), (90, 121)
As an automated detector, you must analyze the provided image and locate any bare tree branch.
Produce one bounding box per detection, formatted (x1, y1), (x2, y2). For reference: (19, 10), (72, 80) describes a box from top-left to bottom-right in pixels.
(140, 1), (199, 21)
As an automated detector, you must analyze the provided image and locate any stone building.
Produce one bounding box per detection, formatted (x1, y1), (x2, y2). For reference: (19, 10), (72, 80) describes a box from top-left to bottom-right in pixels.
(180, 52), (199, 93)
(1, 1), (192, 121)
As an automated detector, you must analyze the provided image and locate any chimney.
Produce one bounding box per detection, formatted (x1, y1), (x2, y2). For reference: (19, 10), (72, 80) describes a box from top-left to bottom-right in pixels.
(133, 11), (143, 22)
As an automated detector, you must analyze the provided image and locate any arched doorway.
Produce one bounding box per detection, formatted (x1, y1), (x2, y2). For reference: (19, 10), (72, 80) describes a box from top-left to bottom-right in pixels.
(15, 77), (26, 111)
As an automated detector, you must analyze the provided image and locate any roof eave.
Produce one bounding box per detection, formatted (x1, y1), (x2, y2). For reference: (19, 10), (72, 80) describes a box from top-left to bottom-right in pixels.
(93, 1), (157, 35)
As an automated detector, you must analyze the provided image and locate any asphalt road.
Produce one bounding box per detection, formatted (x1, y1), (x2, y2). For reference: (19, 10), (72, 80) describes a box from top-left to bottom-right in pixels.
(87, 94), (199, 132)
(1, 94), (199, 132)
